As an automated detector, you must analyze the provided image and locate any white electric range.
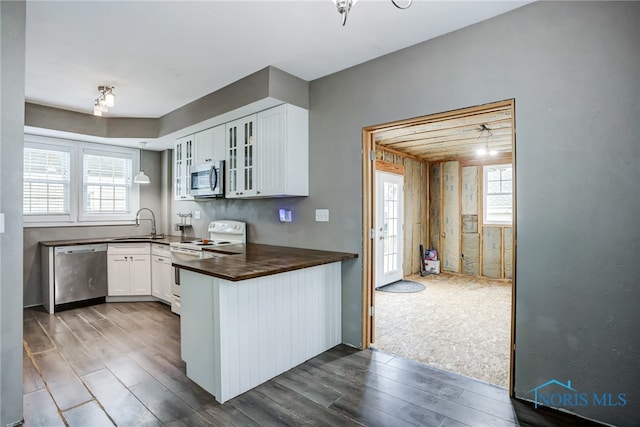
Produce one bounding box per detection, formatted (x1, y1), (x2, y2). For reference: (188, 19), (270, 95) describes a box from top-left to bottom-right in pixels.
(169, 220), (246, 314)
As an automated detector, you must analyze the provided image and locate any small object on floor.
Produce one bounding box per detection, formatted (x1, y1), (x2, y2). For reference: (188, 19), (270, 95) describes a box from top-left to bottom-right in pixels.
(419, 244), (427, 276)
(419, 244), (439, 277)
(376, 280), (425, 293)
(424, 260), (440, 274)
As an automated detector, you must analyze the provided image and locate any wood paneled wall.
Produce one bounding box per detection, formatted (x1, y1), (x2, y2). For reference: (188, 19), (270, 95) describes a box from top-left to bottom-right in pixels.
(376, 150), (428, 276)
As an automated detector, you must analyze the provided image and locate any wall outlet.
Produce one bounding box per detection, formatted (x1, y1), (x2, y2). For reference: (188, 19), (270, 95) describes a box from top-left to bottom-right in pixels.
(315, 209), (329, 222)
(194, 210), (201, 219)
(0, 213), (4, 234)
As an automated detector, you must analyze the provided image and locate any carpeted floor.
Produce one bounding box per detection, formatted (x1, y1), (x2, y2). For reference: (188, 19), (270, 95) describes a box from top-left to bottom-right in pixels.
(373, 272), (512, 388)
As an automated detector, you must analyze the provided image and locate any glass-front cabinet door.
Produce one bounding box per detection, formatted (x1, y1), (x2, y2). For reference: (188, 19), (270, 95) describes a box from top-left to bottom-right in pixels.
(174, 135), (194, 200)
(226, 114), (257, 198)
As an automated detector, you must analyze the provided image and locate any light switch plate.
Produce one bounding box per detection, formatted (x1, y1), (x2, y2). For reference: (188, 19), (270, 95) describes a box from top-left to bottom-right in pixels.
(194, 210), (201, 219)
(315, 209), (329, 222)
(0, 213), (4, 234)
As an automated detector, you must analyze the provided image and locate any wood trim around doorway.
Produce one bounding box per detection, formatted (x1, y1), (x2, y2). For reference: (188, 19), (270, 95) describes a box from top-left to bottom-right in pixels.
(375, 160), (405, 175)
(361, 99), (516, 396)
(362, 128), (375, 351)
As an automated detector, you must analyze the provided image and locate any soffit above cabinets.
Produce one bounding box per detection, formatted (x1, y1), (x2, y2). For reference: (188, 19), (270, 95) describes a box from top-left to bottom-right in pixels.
(374, 102), (513, 162)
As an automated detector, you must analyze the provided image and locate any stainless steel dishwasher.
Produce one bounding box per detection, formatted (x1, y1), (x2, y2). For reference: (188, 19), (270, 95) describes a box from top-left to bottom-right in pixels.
(54, 244), (108, 311)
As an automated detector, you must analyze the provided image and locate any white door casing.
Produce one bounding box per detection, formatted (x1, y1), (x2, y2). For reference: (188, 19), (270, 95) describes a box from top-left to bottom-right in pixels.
(375, 171), (403, 287)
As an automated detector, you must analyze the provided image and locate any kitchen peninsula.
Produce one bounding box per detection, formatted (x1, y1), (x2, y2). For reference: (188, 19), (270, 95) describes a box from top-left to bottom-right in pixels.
(172, 243), (357, 404)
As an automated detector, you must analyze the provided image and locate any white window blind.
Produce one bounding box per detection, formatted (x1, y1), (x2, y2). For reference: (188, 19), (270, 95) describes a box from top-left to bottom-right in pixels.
(23, 147), (71, 215)
(82, 150), (133, 215)
(484, 164), (513, 224)
(23, 135), (140, 226)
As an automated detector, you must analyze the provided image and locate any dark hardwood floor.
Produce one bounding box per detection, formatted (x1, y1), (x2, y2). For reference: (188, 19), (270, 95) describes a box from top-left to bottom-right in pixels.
(22, 302), (599, 426)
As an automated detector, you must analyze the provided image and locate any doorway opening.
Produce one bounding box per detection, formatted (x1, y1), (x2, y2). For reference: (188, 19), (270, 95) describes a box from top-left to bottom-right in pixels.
(362, 99), (516, 393)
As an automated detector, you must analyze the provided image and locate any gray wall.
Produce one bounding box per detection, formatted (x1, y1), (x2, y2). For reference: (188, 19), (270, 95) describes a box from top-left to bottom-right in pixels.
(25, 103), (159, 139)
(1, 1), (26, 425)
(304, 2), (639, 425)
(13, 1), (639, 425)
(159, 66), (309, 137)
(23, 150), (165, 307)
(25, 67), (308, 140)
(172, 9), (640, 424)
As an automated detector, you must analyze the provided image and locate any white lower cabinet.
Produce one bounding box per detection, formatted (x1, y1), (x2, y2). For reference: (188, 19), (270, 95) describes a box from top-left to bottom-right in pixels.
(151, 244), (173, 303)
(107, 243), (151, 296)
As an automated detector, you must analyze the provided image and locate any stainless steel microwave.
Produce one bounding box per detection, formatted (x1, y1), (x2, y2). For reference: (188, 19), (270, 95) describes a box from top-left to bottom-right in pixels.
(190, 161), (224, 198)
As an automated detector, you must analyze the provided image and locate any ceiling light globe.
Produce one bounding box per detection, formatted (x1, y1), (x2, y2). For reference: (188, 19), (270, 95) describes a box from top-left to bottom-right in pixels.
(105, 91), (115, 108)
(476, 148), (487, 156)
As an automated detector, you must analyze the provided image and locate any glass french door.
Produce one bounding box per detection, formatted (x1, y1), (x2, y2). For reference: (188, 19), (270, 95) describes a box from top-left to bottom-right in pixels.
(375, 171), (404, 288)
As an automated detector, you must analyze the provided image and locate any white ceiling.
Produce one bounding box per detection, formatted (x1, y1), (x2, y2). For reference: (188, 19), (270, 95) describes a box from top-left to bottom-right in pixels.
(25, 0), (531, 148)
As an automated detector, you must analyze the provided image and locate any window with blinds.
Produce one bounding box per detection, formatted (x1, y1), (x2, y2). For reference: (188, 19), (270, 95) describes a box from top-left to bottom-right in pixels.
(23, 136), (140, 225)
(23, 146), (71, 216)
(82, 151), (133, 214)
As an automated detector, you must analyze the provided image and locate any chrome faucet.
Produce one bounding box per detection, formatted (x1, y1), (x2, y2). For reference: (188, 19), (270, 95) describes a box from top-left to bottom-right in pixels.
(135, 208), (158, 238)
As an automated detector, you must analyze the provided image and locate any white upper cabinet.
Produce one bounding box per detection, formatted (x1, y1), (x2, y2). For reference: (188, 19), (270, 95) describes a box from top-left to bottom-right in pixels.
(194, 124), (226, 165)
(174, 134), (194, 200)
(255, 104), (308, 198)
(226, 114), (258, 198)
(226, 104), (308, 199)
(173, 103), (309, 200)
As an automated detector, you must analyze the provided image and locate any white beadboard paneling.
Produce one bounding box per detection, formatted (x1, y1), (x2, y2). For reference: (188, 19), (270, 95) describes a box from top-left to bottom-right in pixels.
(290, 271), (306, 366)
(180, 271), (217, 395)
(180, 262), (342, 403)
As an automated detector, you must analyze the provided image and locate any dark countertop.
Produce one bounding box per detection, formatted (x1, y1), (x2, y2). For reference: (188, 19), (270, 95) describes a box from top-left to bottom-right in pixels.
(173, 243), (358, 282)
(39, 235), (185, 247)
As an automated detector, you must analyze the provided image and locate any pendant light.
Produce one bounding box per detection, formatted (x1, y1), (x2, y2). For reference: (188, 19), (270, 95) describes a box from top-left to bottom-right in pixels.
(476, 124), (498, 156)
(134, 142), (150, 184)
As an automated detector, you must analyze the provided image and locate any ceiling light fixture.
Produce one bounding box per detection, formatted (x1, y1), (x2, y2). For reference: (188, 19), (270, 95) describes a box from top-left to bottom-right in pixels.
(93, 85), (115, 116)
(332, 0), (412, 26)
(476, 124), (498, 156)
(134, 142), (150, 184)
